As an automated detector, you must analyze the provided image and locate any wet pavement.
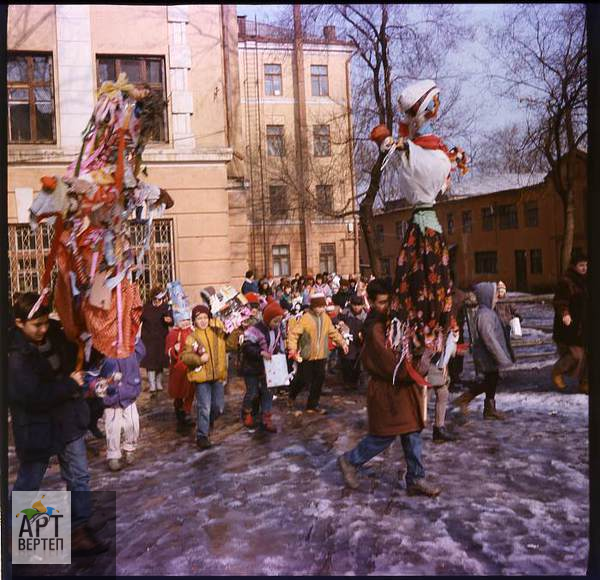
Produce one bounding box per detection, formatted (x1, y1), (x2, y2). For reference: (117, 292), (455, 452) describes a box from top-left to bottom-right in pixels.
(8, 298), (589, 575)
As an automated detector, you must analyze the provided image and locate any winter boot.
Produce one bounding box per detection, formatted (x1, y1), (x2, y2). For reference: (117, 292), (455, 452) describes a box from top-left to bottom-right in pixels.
(196, 436), (212, 450)
(454, 390), (477, 415)
(107, 459), (122, 472)
(552, 370), (567, 390)
(261, 412), (277, 433)
(71, 525), (109, 556)
(406, 478), (442, 497)
(432, 426), (457, 443)
(337, 455), (359, 489)
(483, 398), (506, 420)
(243, 410), (256, 432)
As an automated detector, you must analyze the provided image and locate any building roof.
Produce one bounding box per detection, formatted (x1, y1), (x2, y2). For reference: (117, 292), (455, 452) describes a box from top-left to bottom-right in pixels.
(446, 171), (547, 199)
(237, 17), (354, 47)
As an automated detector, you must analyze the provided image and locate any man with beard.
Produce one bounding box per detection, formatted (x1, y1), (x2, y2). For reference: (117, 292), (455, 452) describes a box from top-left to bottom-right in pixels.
(337, 278), (441, 496)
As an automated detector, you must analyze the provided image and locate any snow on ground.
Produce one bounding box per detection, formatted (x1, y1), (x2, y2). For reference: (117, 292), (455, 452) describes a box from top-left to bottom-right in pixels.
(8, 296), (588, 575)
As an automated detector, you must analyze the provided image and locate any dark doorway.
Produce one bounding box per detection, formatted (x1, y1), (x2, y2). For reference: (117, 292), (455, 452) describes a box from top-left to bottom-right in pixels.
(515, 250), (528, 292)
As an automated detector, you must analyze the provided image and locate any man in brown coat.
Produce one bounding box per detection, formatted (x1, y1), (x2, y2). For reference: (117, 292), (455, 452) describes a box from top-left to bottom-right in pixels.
(337, 279), (441, 496)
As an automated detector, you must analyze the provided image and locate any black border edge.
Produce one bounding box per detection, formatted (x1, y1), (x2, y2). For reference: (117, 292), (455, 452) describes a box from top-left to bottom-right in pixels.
(587, 3), (599, 577)
(1, 4), (10, 580)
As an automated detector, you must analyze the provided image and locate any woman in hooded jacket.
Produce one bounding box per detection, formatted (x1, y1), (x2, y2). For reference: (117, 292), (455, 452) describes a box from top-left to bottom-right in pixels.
(454, 282), (514, 420)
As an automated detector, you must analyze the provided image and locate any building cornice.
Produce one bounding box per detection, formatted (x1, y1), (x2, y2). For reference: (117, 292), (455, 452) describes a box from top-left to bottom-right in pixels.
(8, 147), (234, 166)
(238, 40), (354, 55)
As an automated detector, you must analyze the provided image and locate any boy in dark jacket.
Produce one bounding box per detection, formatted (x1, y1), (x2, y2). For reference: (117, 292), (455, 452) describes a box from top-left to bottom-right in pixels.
(338, 295), (367, 389)
(8, 292), (106, 555)
(240, 301), (287, 432)
(455, 282), (514, 419)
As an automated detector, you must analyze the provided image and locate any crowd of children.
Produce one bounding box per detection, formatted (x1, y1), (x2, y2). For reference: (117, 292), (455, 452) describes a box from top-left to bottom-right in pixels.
(8, 261), (589, 539)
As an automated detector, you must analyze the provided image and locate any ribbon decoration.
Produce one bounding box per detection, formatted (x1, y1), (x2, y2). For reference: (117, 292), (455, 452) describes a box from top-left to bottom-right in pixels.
(97, 73), (135, 100)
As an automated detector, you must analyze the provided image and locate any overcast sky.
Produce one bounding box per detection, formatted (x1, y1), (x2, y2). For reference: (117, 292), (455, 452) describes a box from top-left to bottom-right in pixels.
(236, 4), (529, 146)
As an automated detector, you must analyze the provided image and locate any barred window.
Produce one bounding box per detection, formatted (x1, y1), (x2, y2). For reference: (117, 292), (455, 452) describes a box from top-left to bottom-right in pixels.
(313, 124), (331, 157)
(264, 63), (282, 96)
(475, 251), (498, 274)
(96, 55), (168, 142)
(8, 220), (174, 303)
(266, 125), (285, 157)
(8, 52), (56, 143)
(311, 65), (329, 96)
(462, 210), (472, 233)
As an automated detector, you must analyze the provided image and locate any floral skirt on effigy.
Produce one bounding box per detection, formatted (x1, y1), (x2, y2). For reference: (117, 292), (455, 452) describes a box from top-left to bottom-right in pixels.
(392, 219), (453, 349)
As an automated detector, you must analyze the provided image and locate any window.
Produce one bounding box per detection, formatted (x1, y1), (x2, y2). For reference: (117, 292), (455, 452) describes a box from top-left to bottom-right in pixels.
(525, 201), (539, 227)
(376, 224), (385, 243)
(481, 207), (495, 231)
(381, 257), (391, 276)
(96, 55), (168, 142)
(313, 124), (331, 157)
(311, 65), (329, 96)
(475, 251), (498, 274)
(319, 243), (337, 273)
(266, 125), (285, 157)
(396, 221), (408, 240)
(8, 220), (174, 302)
(530, 249), (543, 274)
(447, 213), (455, 235)
(264, 63), (282, 96)
(272, 245), (290, 277)
(8, 52), (56, 143)
(498, 204), (518, 229)
(462, 210), (472, 233)
(316, 184), (333, 215)
(269, 184), (288, 219)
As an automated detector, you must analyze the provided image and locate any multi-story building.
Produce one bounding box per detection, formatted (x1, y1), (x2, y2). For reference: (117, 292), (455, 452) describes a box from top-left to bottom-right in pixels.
(237, 16), (359, 278)
(7, 4), (248, 301)
(360, 152), (587, 293)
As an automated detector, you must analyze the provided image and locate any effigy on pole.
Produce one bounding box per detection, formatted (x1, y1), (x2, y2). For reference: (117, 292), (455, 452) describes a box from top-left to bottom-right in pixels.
(370, 79), (470, 416)
(28, 73), (172, 365)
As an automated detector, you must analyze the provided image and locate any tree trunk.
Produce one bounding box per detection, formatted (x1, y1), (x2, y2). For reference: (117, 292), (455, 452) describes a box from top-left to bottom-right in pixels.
(359, 154), (386, 276)
(561, 188), (575, 273)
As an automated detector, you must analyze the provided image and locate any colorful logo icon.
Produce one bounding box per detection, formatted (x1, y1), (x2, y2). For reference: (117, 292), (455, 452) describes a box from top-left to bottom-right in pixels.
(15, 495), (60, 523)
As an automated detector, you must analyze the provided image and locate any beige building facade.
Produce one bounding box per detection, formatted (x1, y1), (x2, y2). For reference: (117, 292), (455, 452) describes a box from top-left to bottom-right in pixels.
(237, 17), (359, 278)
(7, 4), (248, 301)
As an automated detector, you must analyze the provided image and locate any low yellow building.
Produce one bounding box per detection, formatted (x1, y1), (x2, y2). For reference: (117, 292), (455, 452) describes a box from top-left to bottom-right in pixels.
(7, 4), (248, 301)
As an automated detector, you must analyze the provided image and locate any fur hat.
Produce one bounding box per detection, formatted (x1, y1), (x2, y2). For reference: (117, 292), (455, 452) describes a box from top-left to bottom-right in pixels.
(310, 292), (327, 308)
(570, 249), (588, 265)
(398, 79), (439, 116)
(263, 301), (285, 326)
(192, 304), (211, 321)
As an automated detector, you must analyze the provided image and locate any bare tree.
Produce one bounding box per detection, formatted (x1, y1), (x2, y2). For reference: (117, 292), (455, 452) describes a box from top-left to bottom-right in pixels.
(487, 3), (586, 272)
(278, 4), (475, 275)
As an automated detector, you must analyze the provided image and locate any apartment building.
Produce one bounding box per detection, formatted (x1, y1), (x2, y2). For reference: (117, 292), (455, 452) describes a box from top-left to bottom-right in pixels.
(361, 152), (587, 292)
(237, 16), (358, 278)
(7, 4), (248, 301)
